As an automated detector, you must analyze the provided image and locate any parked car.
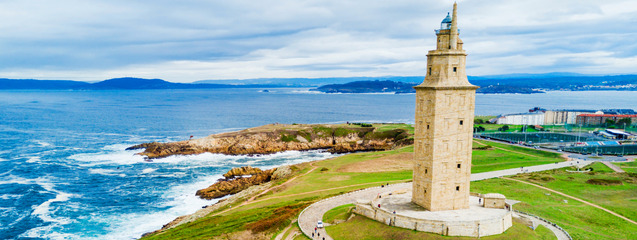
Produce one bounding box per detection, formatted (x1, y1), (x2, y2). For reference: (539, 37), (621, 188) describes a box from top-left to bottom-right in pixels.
(317, 220), (324, 228)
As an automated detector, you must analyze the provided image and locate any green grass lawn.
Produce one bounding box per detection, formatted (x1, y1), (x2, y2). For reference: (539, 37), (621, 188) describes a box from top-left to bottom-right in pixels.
(471, 140), (563, 173)
(323, 203), (354, 223)
(474, 115), (496, 123)
(326, 215), (554, 240)
(472, 165), (637, 240)
(511, 162), (637, 222)
(375, 123), (414, 134)
(614, 161), (637, 173)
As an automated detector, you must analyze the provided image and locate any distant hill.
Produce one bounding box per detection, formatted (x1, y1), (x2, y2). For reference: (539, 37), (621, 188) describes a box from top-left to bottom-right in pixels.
(195, 76), (423, 87)
(0, 79), (90, 89)
(0, 77), (276, 90)
(469, 75), (637, 91)
(1, 74), (637, 91)
(310, 80), (417, 94)
(310, 80), (545, 94)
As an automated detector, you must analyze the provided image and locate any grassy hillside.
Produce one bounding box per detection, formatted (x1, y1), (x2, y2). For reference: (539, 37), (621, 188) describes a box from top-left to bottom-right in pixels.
(472, 164), (637, 240)
(142, 128), (636, 240)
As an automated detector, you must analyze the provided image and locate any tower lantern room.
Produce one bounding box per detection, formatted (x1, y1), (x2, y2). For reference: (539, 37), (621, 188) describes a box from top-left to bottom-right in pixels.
(440, 13), (452, 30)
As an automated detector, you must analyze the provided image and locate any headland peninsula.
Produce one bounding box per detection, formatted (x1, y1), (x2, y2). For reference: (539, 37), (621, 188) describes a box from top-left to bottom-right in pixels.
(136, 123), (637, 240)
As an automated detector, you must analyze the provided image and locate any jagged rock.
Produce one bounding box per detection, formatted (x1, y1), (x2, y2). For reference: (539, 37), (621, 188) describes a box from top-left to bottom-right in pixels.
(196, 167), (276, 199)
(223, 166), (264, 179)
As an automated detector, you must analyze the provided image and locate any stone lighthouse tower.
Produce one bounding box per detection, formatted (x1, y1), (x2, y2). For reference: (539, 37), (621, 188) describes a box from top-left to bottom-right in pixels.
(412, 3), (478, 211)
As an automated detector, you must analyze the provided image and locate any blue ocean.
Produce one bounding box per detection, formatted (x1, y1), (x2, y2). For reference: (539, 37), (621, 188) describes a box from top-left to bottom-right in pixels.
(1, 88), (636, 239)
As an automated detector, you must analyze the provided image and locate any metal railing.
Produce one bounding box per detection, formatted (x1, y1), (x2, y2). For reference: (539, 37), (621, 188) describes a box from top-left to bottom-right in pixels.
(514, 210), (572, 240)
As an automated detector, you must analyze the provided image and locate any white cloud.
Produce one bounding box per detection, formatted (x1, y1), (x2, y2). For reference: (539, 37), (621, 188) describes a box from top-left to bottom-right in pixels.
(0, 0), (636, 82)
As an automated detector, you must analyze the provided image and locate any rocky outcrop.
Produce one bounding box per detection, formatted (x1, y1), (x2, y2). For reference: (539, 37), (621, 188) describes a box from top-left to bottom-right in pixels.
(195, 166), (280, 200)
(127, 124), (413, 159)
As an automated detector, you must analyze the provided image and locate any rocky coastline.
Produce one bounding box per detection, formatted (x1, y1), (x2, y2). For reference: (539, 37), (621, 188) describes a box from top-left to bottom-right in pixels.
(136, 123), (413, 238)
(127, 123), (413, 159)
(196, 166), (282, 200)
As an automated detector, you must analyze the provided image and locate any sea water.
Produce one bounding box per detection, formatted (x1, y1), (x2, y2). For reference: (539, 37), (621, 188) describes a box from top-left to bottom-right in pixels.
(1, 89), (636, 239)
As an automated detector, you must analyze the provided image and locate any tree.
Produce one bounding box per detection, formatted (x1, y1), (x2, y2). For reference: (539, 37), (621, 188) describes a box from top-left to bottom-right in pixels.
(605, 119), (616, 127)
(501, 125), (509, 132)
(617, 118), (632, 127)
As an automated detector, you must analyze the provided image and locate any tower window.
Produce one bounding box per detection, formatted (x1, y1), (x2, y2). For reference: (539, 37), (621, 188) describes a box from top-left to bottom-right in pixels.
(453, 67), (457, 72)
(457, 164), (461, 168)
(425, 168), (428, 174)
(428, 68), (432, 75)
(456, 186), (460, 191)
(459, 120), (463, 125)
(427, 125), (430, 129)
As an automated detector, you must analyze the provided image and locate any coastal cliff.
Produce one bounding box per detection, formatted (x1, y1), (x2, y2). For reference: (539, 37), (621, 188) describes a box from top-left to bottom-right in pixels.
(127, 123), (413, 159)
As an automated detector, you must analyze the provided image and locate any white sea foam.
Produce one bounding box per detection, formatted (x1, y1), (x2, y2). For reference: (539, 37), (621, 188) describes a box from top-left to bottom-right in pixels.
(141, 168), (157, 174)
(69, 144), (146, 166)
(20, 225), (76, 240)
(0, 175), (75, 226)
(26, 156), (41, 163)
(32, 191), (74, 224)
(88, 168), (118, 176)
(0, 194), (22, 199)
(93, 174), (221, 240)
(32, 140), (52, 147)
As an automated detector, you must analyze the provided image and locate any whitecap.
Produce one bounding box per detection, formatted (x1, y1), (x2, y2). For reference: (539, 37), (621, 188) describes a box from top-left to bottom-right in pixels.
(91, 174), (221, 240)
(32, 140), (52, 147)
(0, 176), (76, 226)
(141, 168), (157, 174)
(0, 194), (22, 199)
(20, 225), (77, 240)
(26, 156), (41, 163)
(69, 144), (146, 166)
(32, 191), (74, 224)
(88, 168), (118, 176)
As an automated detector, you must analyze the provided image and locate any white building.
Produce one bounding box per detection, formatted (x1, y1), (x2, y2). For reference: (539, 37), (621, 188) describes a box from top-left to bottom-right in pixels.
(544, 109), (600, 125)
(496, 112), (545, 125)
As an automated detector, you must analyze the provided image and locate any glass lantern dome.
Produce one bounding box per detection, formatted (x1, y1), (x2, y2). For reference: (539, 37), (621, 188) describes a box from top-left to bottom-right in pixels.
(440, 12), (452, 30)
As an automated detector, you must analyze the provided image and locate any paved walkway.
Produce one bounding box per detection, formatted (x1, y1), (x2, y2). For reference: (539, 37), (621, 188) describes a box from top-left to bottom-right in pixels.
(298, 160), (594, 240)
(601, 161), (625, 173)
(512, 211), (571, 240)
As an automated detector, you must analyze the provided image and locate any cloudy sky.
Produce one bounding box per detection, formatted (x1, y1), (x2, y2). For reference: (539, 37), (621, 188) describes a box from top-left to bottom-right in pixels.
(1, 0), (636, 82)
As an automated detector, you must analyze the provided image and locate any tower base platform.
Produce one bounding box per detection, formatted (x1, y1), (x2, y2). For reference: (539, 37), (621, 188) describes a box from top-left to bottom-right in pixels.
(354, 189), (512, 237)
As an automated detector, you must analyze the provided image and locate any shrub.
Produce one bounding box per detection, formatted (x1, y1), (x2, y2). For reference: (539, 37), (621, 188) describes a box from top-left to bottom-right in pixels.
(334, 128), (355, 137)
(352, 123), (373, 127)
(246, 202), (309, 232)
(586, 178), (623, 186)
(280, 132), (299, 142)
(320, 167), (329, 172)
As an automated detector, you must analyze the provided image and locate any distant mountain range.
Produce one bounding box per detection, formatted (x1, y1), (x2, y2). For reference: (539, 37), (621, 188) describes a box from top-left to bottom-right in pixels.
(0, 77), (276, 90)
(1, 73), (637, 93)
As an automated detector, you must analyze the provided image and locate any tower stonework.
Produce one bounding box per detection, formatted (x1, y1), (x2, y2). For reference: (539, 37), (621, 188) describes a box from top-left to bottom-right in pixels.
(412, 3), (478, 211)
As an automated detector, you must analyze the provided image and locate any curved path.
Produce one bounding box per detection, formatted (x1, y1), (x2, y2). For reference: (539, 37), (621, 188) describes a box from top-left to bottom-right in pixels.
(511, 211), (571, 240)
(504, 177), (637, 226)
(298, 160), (594, 240)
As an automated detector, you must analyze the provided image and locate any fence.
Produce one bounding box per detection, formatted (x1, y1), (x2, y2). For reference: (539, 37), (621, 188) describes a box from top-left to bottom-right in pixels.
(477, 132), (606, 144)
(563, 144), (637, 155)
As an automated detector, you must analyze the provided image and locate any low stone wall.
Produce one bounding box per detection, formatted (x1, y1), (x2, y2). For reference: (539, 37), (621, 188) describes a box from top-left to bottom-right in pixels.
(354, 202), (512, 237)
